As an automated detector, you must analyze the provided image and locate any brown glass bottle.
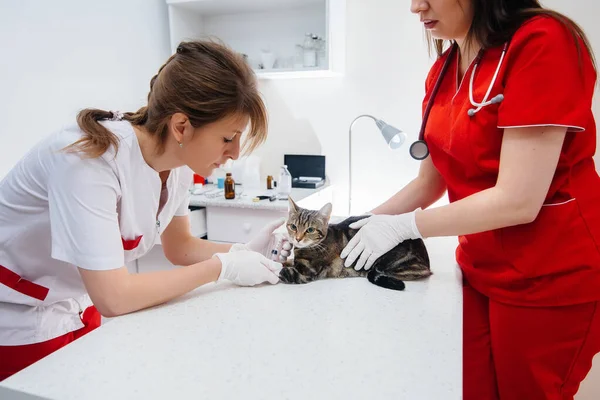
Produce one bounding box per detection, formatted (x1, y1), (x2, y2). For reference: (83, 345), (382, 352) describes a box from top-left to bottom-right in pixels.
(267, 175), (273, 190)
(224, 173), (235, 200)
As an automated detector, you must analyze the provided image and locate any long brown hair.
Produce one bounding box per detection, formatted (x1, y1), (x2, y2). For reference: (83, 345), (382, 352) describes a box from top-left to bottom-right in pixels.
(427, 0), (596, 70)
(66, 40), (268, 158)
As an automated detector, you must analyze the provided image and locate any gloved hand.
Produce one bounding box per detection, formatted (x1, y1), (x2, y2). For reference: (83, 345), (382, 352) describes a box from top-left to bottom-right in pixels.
(214, 250), (282, 286)
(340, 211), (422, 271)
(230, 218), (293, 262)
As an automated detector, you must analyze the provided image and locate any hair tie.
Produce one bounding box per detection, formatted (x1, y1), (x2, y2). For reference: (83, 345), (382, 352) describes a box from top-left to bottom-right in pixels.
(176, 44), (189, 54)
(110, 111), (123, 121)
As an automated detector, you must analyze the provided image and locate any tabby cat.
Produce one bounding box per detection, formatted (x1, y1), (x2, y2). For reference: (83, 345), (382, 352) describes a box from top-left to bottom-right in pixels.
(279, 198), (432, 290)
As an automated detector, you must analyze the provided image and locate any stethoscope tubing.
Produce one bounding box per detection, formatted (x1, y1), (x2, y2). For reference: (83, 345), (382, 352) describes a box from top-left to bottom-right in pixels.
(410, 41), (509, 161)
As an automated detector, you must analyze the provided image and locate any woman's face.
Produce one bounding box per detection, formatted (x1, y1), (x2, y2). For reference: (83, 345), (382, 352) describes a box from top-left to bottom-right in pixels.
(173, 113), (248, 177)
(410, 0), (474, 42)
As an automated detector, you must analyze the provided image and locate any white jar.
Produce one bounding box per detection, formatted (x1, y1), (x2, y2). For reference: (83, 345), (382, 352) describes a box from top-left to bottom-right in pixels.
(277, 165), (292, 196)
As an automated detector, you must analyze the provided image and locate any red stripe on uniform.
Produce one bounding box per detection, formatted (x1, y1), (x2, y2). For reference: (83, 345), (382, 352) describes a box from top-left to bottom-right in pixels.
(0, 265), (49, 301)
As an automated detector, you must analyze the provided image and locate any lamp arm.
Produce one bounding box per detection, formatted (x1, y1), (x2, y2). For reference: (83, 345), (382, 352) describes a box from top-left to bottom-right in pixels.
(348, 115), (377, 215)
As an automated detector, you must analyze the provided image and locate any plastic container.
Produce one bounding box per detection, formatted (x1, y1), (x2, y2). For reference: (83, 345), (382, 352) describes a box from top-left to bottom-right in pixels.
(303, 33), (316, 67)
(277, 165), (292, 197)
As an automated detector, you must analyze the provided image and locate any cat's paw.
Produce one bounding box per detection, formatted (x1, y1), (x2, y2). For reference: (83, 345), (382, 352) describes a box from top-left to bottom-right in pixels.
(279, 267), (295, 284)
(279, 267), (308, 284)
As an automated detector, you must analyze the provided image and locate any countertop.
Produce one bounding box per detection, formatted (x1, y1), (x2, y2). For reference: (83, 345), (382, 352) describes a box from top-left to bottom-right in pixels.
(189, 183), (330, 211)
(0, 236), (462, 400)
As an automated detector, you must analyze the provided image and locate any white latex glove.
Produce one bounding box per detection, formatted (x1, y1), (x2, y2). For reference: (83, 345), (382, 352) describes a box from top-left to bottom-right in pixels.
(340, 211), (422, 271)
(214, 251), (282, 286)
(230, 218), (293, 262)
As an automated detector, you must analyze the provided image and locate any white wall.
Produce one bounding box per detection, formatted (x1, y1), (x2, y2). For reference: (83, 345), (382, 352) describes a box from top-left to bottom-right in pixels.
(0, 0), (171, 178)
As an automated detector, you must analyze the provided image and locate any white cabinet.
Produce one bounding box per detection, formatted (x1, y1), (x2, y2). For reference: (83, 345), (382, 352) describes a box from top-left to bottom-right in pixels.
(189, 207), (208, 238)
(166, 0), (346, 79)
(205, 185), (333, 243)
(206, 207), (288, 243)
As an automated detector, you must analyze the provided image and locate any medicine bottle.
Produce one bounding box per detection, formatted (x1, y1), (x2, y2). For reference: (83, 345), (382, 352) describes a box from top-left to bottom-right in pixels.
(224, 173), (235, 200)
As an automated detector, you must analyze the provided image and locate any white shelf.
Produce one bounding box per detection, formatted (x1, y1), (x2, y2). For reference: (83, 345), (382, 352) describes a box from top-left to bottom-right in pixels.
(166, 0), (323, 15)
(255, 68), (338, 79)
(166, 0), (345, 79)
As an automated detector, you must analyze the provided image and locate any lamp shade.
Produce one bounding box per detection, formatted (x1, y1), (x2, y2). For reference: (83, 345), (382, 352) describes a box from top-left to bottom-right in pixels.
(376, 119), (406, 150)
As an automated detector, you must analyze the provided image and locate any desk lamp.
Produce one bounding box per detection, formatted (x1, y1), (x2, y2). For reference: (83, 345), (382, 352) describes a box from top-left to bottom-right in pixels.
(348, 115), (405, 214)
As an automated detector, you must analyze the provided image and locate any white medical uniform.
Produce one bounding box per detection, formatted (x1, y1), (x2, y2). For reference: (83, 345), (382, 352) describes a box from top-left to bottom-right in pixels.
(0, 121), (192, 345)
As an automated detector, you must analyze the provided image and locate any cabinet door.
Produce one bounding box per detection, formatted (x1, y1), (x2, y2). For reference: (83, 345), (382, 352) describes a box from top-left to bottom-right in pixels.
(206, 207), (288, 243)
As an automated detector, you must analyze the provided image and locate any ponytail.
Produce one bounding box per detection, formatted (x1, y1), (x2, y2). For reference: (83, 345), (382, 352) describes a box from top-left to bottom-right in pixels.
(63, 108), (121, 159)
(65, 106), (152, 158)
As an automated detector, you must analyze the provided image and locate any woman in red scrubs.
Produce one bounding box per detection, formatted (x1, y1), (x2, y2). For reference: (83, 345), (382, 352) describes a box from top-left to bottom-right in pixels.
(342, 1), (600, 399)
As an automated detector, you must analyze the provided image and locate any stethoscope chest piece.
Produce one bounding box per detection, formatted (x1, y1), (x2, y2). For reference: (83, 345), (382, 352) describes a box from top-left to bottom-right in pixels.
(409, 140), (429, 160)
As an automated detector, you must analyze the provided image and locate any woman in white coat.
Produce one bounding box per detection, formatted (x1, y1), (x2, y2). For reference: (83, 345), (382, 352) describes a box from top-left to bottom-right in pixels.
(0, 40), (288, 380)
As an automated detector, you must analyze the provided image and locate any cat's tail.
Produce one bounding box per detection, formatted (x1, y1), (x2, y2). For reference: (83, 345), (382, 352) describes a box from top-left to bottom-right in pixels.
(367, 270), (406, 291)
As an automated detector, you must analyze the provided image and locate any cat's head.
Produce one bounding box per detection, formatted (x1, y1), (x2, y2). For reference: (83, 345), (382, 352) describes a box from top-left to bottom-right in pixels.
(286, 197), (332, 249)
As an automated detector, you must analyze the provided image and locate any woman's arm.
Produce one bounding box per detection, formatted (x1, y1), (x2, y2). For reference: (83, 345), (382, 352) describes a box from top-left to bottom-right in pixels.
(370, 156), (447, 215)
(161, 215), (231, 266)
(79, 259), (222, 317)
(79, 247), (282, 317)
(416, 126), (567, 238)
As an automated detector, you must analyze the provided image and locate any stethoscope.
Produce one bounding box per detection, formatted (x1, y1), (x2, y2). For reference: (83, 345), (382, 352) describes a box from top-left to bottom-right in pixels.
(409, 41), (510, 160)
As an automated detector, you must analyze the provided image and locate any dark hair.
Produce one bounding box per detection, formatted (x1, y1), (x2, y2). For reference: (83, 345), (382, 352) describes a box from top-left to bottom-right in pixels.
(427, 0), (596, 70)
(66, 40), (268, 158)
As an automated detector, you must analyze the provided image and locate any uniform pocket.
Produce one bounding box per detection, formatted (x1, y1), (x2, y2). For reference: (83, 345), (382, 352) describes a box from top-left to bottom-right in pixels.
(500, 199), (598, 278)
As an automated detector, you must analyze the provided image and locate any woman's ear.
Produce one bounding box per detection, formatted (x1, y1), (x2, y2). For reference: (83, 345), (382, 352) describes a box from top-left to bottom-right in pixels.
(169, 112), (190, 145)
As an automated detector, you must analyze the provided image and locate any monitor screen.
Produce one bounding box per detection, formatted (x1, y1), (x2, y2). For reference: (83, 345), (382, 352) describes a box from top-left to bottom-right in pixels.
(283, 154), (326, 179)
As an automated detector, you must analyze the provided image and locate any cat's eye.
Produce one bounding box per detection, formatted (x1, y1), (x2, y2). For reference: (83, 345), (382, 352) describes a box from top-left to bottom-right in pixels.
(289, 224), (297, 231)
(306, 227), (315, 234)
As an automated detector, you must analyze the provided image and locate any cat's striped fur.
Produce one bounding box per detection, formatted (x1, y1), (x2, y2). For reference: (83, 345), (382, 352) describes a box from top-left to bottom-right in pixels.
(279, 200), (432, 291)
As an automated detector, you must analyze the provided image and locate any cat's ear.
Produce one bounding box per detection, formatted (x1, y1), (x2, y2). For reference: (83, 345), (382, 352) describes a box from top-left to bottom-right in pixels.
(288, 197), (299, 213)
(319, 203), (332, 220)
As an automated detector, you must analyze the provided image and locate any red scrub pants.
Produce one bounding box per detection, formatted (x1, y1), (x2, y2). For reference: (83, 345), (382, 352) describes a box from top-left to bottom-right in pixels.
(0, 305), (101, 381)
(463, 280), (600, 400)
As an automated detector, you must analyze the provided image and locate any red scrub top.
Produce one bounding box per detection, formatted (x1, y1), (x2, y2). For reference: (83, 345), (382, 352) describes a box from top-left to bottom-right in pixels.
(423, 16), (600, 306)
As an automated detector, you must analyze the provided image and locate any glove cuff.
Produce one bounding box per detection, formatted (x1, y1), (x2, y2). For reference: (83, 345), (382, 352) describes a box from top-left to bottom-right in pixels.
(214, 253), (228, 281)
(229, 243), (247, 253)
(410, 211), (424, 239)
